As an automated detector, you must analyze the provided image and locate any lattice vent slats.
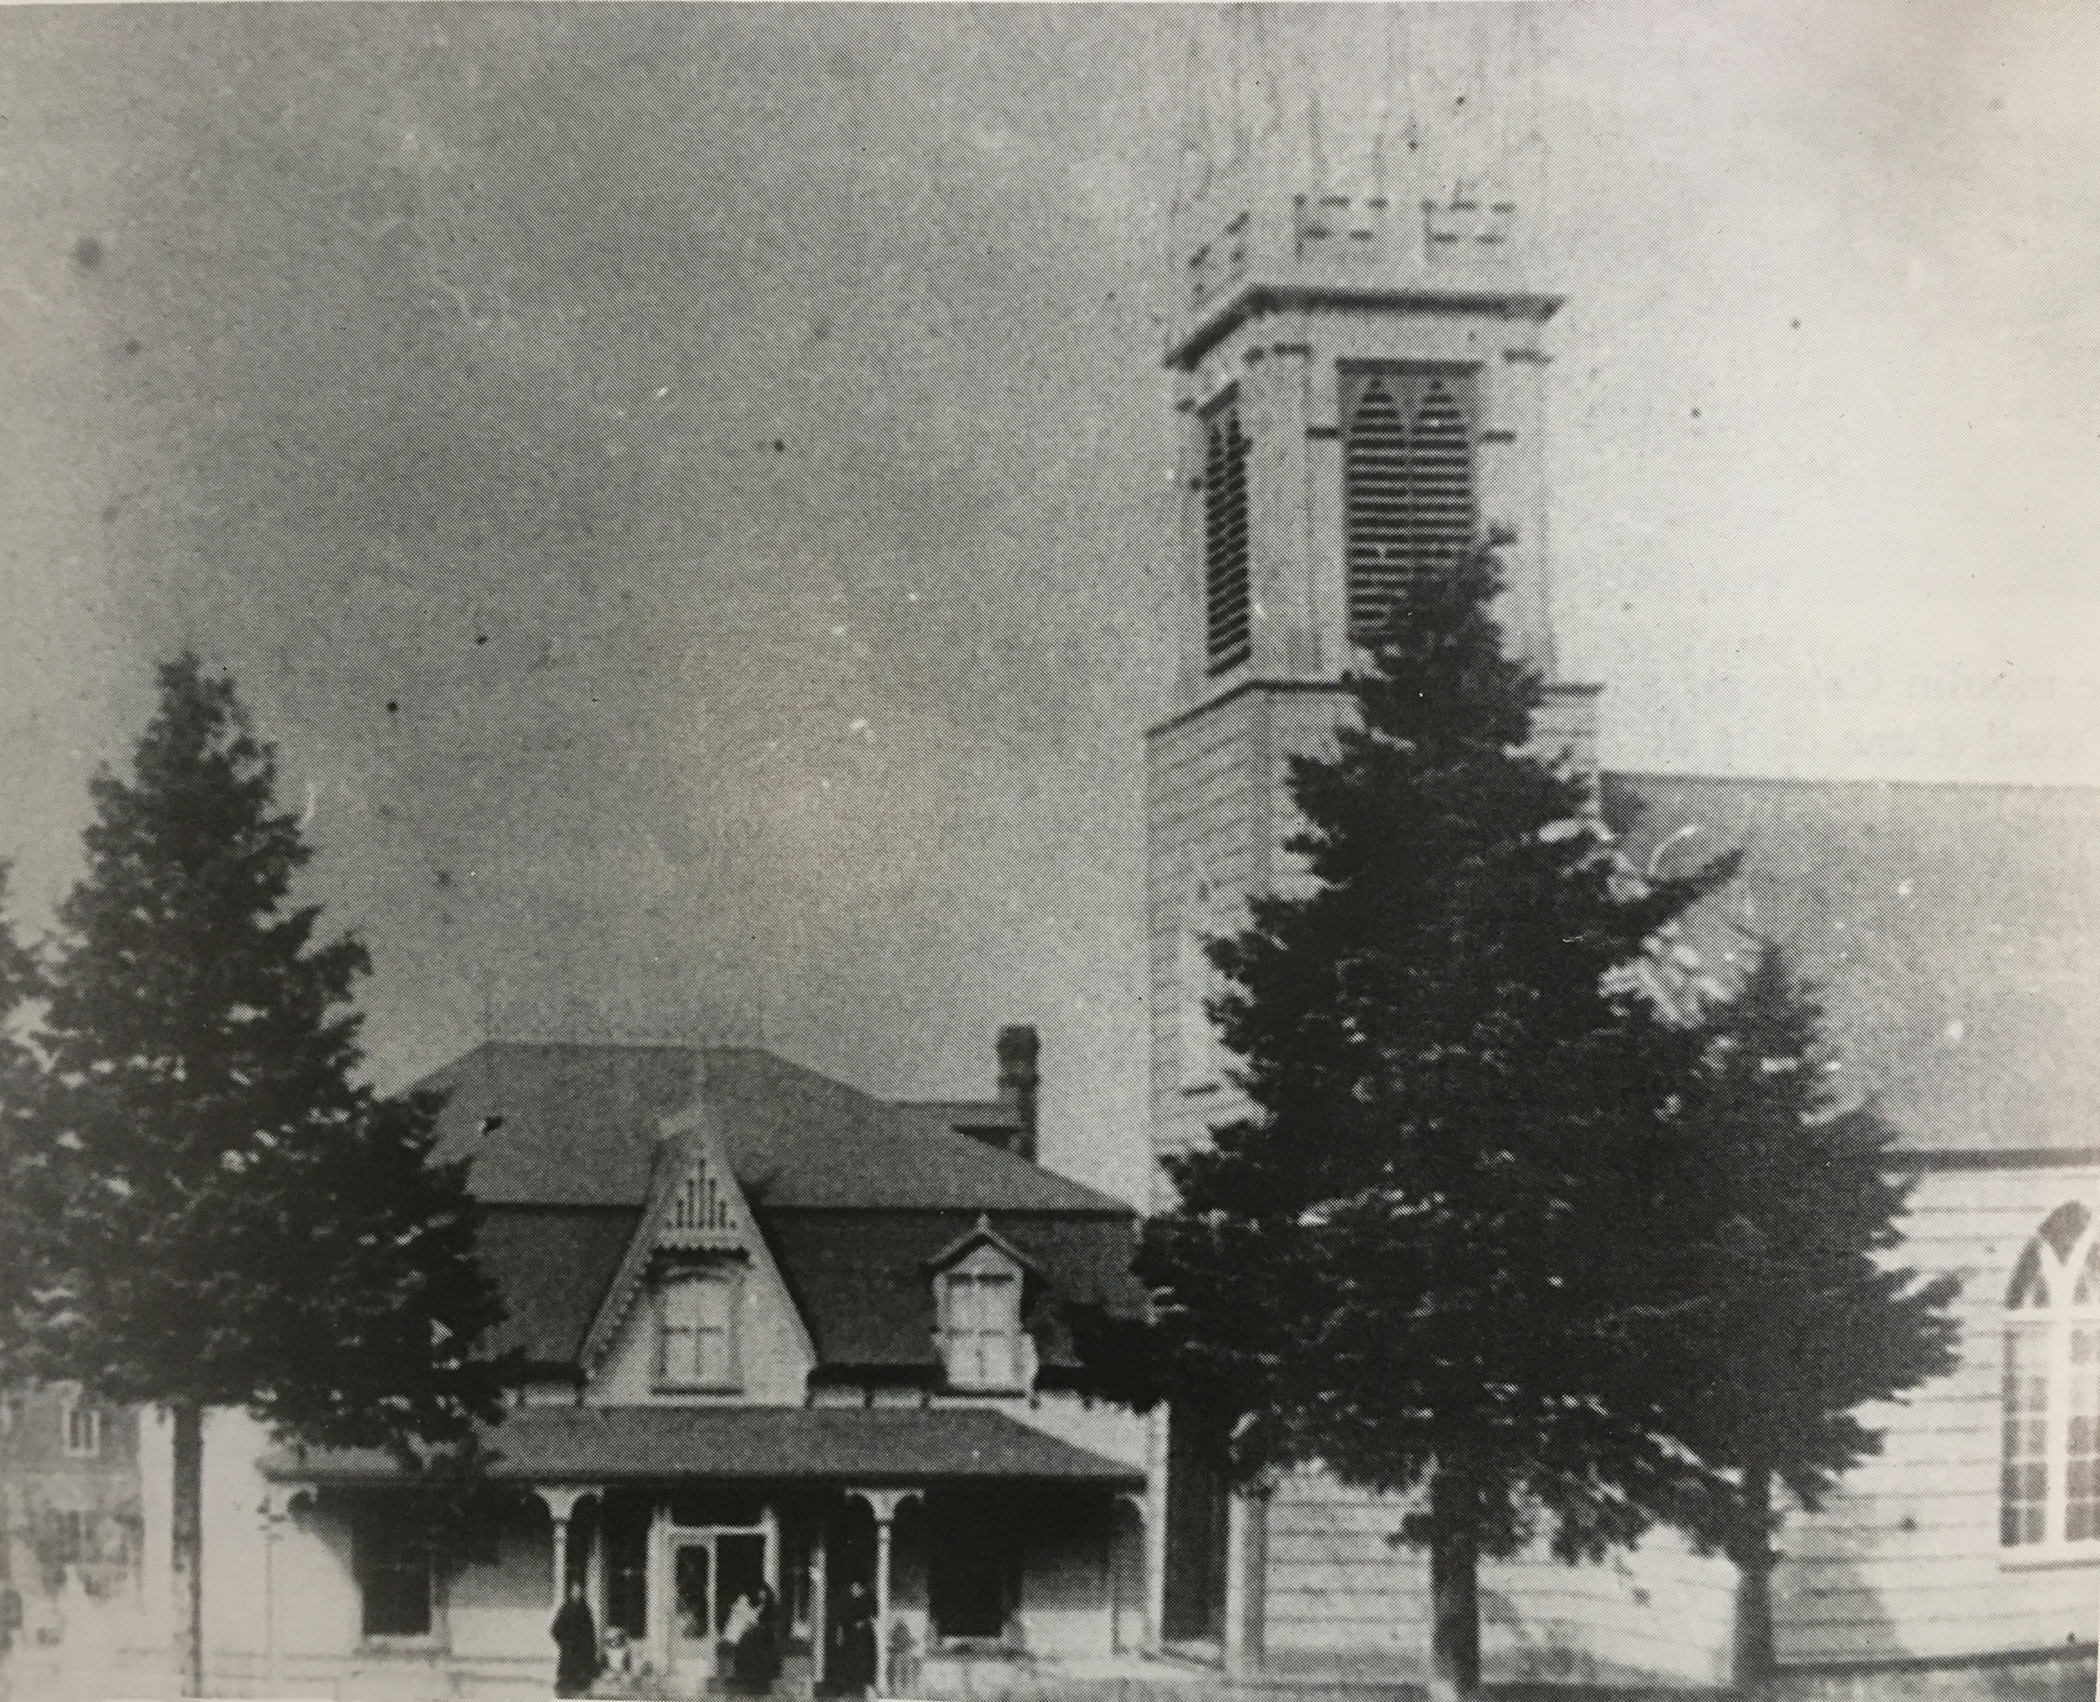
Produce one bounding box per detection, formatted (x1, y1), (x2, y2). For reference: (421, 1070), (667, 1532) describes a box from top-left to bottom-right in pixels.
(1204, 402), (1253, 673)
(1343, 370), (1478, 645)
(1343, 378), (1412, 643)
(1409, 383), (1475, 574)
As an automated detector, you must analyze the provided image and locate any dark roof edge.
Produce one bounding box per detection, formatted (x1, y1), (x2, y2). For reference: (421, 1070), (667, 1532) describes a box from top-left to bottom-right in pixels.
(757, 1203), (1136, 1219)
(1609, 770), (2100, 800)
(1886, 1148), (2100, 1173)
(1780, 1643), (2096, 1680)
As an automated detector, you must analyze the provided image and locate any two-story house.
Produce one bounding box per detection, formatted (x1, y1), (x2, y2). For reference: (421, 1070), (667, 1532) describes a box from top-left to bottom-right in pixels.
(141, 1033), (1151, 1701)
(0, 1381), (143, 1667)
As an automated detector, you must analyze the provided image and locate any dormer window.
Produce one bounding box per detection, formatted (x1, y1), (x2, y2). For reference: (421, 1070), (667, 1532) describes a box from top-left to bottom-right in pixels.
(946, 1271), (1021, 1388)
(657, 1269), (742, 1392)
(932, 1234), (1039, 1394)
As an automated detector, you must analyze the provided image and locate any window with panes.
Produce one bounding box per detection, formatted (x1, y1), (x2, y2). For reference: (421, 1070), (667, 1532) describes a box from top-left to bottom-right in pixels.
(944, 1269), (1023, 1390)
(658, 1269), (740, 1391)
(2002, 1201), (2100, 1549)
(1341, 365), (1479, 645)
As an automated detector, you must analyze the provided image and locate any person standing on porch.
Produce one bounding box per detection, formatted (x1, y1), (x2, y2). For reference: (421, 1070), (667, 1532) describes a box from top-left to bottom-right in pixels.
(833, 1578), (876, 1698)
(731, 1582), (781, 1692)
(551, 1582), (602, 1699)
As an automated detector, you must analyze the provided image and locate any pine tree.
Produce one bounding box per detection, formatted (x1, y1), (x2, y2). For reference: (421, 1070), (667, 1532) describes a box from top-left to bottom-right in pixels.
(1135, 547), (1736, 1698)
(0, 862), (49, 1386)
(23, 655), (512, 1696)
(1666, 944), (1959, 1691)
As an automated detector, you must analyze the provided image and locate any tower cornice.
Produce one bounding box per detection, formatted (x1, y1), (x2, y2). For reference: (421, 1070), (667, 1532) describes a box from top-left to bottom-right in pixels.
(1165, 283), (1563, 374)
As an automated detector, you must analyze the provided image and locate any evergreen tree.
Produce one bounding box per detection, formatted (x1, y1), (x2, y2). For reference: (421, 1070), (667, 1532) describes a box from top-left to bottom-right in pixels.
(22, 655), (511, 1696)
(1667, 944), (1959, 1690)
(1135, 547), (1735, 1698)
(0, 862), (49, 1386)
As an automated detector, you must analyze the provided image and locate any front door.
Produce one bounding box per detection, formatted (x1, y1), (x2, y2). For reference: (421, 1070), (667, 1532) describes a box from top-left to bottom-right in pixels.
(716, 1530), (767, 1639)
(673, 1542), (714, 1680)
(671, 1529), (774, 1684)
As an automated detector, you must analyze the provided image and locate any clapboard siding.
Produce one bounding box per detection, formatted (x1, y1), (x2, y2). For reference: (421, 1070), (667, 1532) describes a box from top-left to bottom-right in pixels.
(1145, 685), (1352, 1196)
(1239, 1165), (2100, 1679)
(1771, 1166), (2100, 1662)
(1147, 692), (1261, 1182)
(1260, 1468), (1735, 1684)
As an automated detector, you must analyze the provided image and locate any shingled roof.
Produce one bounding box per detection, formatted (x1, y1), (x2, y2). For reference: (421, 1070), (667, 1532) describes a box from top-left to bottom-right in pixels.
(1608, 775), (2100, 1155)
(423, 1043), (1125, 1212)
(421, 1043), (1143, 1375)
(262, 1405), (1144, 1488)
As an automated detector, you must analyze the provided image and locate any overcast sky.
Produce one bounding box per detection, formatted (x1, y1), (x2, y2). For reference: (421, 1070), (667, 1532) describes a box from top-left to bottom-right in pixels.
(3, 4), (2096, 1205)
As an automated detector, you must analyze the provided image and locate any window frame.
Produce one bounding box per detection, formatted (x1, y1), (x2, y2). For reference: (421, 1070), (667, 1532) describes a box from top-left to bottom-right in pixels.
(353, 1501), (441, 1645)
(60, 1400), (100, 1459)
(655, 1266), (745, 1394)
(927, 1492), (1022, 1646)
(935, 1247), (1032, 1395)
(2000, 1204), (2100, 1565)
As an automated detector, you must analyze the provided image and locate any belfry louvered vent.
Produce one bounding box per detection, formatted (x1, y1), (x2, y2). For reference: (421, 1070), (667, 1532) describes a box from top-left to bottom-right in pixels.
(1203, 400), (1252, 673)
(1344, 370), (1478, 644)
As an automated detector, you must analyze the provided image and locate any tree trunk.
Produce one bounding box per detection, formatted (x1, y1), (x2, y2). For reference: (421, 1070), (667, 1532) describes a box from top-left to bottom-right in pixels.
(171, 1401), (204, 1698)
(1428, 1470), (1482, 1702)
(1730, 1462), (1777, 1696)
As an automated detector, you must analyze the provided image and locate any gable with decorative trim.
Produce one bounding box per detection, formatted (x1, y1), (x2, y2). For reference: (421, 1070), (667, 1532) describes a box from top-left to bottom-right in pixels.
(581, 1103), (815, 1406)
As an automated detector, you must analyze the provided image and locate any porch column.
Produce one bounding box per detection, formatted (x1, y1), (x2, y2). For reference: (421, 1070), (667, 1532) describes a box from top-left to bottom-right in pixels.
(846, 1489), (920, 1697)
(258, 1483), (311, 1689)
(535, 1486), (597, 1614)
(650, 1496), (673, 1673)
(1142, 1407), (1169, 1656)
(811, 1518), (828, 1685)
(587, 1502), (606, 1631)
(1222, 1481), (1271, 1681)
(1112, 1492), (1148, 1656)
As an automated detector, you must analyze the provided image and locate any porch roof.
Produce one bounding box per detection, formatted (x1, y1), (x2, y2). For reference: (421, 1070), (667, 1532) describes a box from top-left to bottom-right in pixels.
(260, 1404), (1143, 1490)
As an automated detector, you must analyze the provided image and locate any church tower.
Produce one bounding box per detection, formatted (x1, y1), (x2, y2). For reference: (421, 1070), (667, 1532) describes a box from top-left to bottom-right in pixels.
(1147, 7), (1598, 1207)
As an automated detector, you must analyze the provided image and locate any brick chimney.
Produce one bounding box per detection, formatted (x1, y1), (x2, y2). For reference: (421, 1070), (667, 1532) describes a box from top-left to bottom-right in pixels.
(996, 1025), (1040, 1163)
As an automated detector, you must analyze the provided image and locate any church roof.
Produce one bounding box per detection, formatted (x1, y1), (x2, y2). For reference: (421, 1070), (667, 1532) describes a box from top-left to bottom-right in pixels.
(1607, 774), (2100, 1156)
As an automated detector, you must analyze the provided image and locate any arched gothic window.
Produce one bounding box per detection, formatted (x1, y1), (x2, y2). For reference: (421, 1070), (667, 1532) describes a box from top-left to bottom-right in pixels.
(2002, 1201), (2100, 1548)
(1341, 366), (1479, 645)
